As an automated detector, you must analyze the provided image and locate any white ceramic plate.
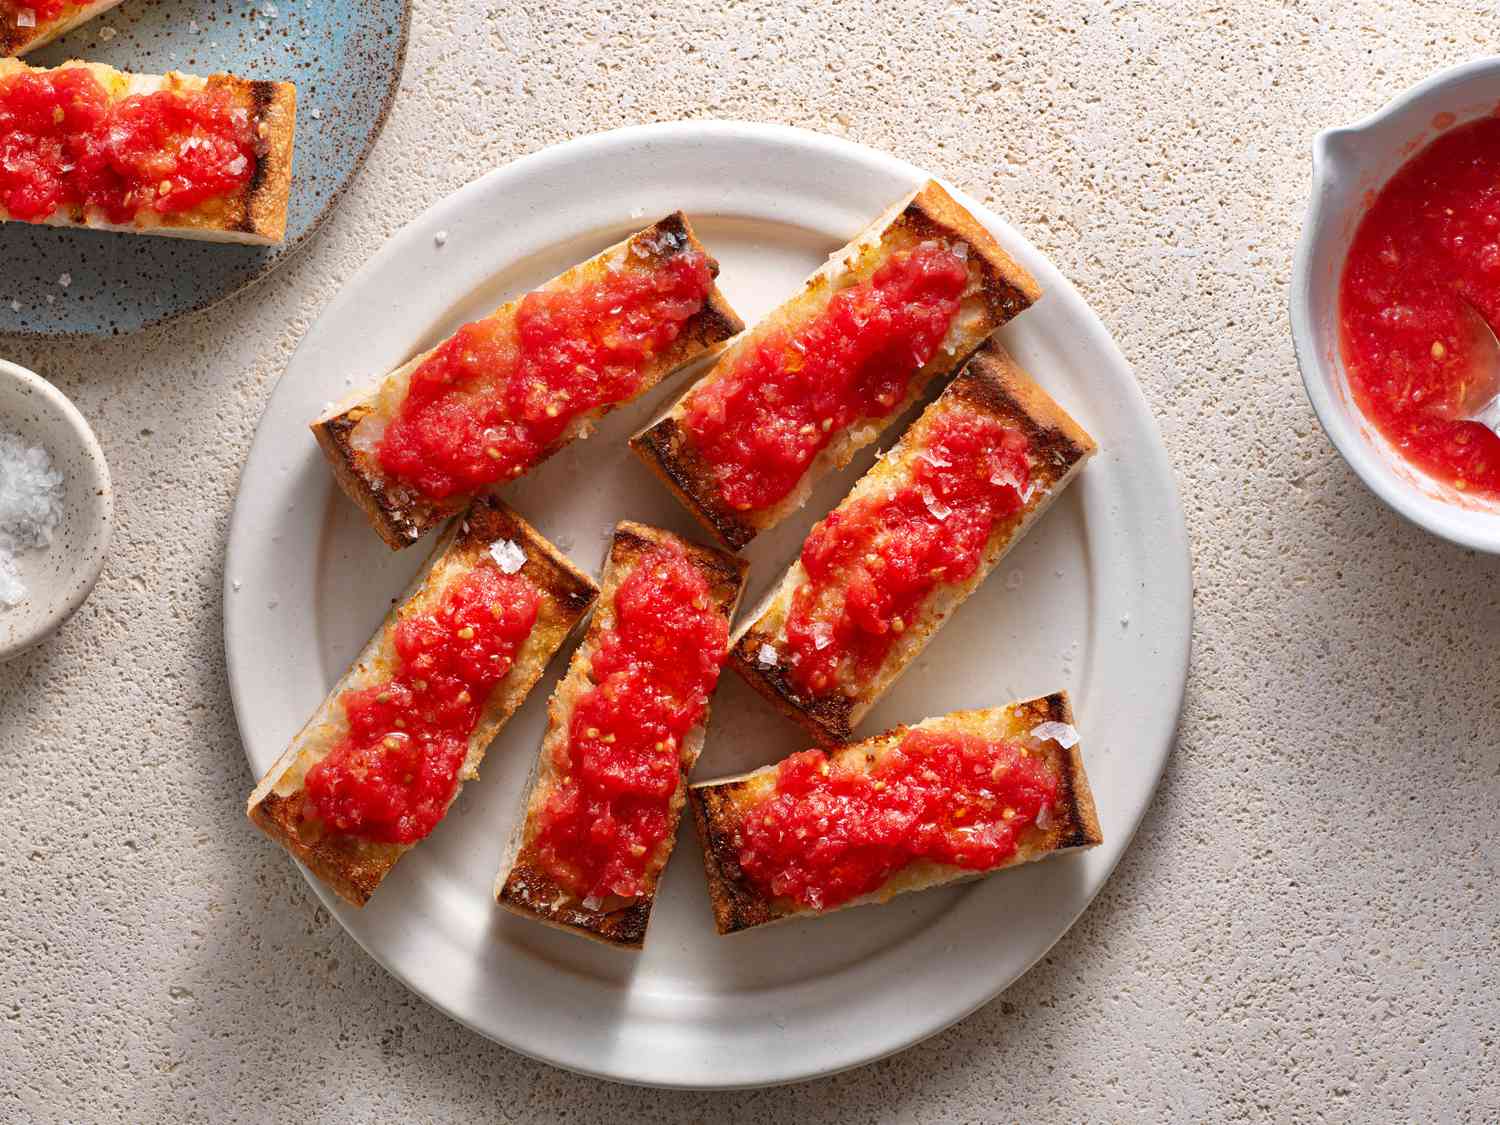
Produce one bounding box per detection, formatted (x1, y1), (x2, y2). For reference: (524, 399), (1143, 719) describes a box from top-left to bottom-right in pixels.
(224, 122), (1192, 1088)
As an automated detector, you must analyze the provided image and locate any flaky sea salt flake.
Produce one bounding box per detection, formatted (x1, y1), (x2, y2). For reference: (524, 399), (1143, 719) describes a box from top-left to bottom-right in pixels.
(1029, 721), (1080, 749)
(489, 538), (526, 574)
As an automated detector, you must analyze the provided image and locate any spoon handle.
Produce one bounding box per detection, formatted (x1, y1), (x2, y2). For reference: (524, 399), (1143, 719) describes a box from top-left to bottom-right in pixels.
(1471, 394), (1500, 439)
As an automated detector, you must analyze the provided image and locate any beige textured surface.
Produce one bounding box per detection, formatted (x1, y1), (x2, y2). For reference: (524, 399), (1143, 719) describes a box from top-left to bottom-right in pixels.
(2, 1), (1499, 1120)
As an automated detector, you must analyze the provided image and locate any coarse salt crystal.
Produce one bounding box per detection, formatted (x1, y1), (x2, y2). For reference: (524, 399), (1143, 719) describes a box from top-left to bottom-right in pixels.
(15, 9), (35, 29)
(989, 463), (1028, 493)
(57, 273), (70, 288)
(98, 26), (116, 40)
(756, 644), (777, 668)
(918, 484), (951, 520)
(310, 107), (322, 120)
(434, 230), (448, 247)
(488, 538), (526, 574)
(8, 300), (18, 312)
(1029, 721), (1080, 749)
(0, 429), (65, 609)
(226, 155), (247, 176)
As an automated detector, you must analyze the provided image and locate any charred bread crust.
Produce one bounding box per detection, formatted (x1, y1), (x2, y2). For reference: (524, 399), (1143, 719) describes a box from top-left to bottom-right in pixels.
(0, 60), (296, 244)
(246, 498), (598, 907)
(312, 214), (743, 550)
(730, 341), (1096, 746)
(1, 1), (124, 56)
(629, 180), (1042, 550)
(495, 521), (749, 949)
(731, 642), (858, 749)
(240, 76), (296, 243)
(630, 414), (751, 549)
(689, 696), (1103, 934)
(650, 211), (747, 349)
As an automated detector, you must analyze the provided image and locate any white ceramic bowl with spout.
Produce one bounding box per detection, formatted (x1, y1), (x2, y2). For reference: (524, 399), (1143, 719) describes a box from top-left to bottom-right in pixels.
(1291, 56), (1500, 553)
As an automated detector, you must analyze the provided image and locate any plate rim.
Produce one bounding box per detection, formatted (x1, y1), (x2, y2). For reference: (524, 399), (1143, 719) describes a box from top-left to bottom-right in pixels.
(224, 119), (1193, 1088)
(7, 0), (412, 340)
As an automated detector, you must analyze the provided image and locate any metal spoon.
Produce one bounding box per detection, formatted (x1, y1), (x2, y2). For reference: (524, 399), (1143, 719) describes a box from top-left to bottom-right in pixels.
(1455, 295), (1500, 436)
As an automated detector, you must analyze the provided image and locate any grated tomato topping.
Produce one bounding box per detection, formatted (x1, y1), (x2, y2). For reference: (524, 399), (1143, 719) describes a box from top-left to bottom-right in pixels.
(682, 241), (970, 513)
(303, 562), (540, 845)
(735, 728), (1059, 911)
(785, 410), (1031, 696)
(532, 543), (729, 903)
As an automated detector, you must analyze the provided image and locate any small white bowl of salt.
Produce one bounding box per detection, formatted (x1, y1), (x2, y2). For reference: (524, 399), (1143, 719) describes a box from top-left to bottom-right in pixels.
(0, 358), (112, 662)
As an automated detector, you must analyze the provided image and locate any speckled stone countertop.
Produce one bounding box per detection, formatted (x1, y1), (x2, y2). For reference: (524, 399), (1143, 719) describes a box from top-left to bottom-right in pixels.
(3, 2), (1498, 1121)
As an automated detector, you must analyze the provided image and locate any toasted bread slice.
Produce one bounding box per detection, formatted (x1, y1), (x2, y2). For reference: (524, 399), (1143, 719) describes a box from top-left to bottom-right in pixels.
(495, 521), (748, 949)
(730, 342), (1095, 746)
(0, 59), (295, 243)
(247, 499), (598, 907)
(2, 2), (124, 57)
(630, 181), (1041, 550)
(312, 214), (743, 550)
(690, 695), (1102, 934)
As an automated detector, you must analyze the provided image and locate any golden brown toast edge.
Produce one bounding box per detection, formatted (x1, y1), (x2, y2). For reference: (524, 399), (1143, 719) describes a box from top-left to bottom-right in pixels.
(495, 521), (749, 948)
(246, 498), (599, 907)
(240, 77), (297, 244)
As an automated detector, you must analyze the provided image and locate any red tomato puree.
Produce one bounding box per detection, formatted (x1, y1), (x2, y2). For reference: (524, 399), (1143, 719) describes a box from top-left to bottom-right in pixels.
(786, 411), (1031, 697)
(376, 246), (714, 500)
(533, 544), (728, 904)
(303, 562), (540, 844)
(1340, 114), (1500, 496)
(682, 241), (970, 513)
(735, 729), (1060, 911)
(0, 66), (257, 224)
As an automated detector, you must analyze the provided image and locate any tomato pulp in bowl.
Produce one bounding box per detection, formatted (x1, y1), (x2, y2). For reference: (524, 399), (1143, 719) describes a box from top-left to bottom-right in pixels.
(1338, 113), (1500, 499)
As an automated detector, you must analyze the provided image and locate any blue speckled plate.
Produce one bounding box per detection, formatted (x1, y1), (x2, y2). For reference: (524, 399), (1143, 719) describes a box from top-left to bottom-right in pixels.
(1, 0), (410, 337)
